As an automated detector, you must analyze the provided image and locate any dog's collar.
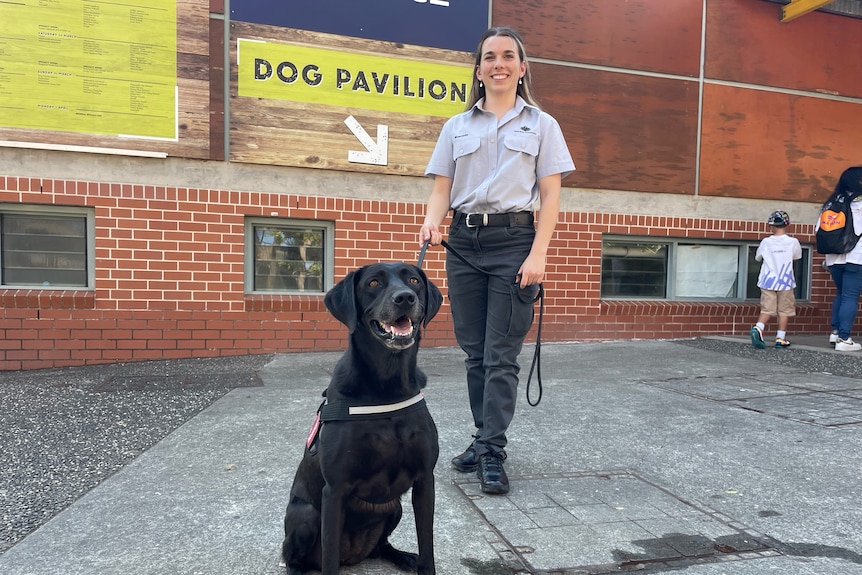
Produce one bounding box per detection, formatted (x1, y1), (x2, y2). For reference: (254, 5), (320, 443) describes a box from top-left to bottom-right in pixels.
(319, 392), (426, 422)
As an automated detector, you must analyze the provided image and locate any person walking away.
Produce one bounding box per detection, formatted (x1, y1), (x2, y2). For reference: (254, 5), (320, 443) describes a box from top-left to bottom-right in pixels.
(418, 27), (575, 494)
(750, 211), (802, 349)
(823, 196), (862, 351)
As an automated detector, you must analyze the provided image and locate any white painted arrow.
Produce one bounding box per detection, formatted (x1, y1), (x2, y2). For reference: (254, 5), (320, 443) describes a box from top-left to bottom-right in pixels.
(344, 115), (388, 166)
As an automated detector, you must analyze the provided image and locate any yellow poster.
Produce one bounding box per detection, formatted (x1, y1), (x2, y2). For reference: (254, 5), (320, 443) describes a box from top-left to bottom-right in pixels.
(0, 0), (177, 139)
(238, 39), (472, 118)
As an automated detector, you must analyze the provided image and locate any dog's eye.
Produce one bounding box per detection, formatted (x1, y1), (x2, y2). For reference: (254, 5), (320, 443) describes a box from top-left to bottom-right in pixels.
(368, 279), (380, 287)
(409, 277), (420, 285)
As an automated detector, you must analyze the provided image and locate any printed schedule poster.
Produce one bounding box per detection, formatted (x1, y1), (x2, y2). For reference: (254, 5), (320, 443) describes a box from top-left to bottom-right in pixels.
(0, 0), (177, 140)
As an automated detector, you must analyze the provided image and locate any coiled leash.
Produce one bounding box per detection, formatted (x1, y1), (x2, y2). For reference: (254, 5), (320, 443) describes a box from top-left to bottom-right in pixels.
(417, 240), (544, 407)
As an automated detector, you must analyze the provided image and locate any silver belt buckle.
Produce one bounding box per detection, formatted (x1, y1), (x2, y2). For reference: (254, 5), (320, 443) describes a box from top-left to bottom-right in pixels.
(465, 213), (487, 228)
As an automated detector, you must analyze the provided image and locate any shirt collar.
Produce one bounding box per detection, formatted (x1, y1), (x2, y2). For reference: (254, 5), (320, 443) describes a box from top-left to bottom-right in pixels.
(473, 95), (534, 116)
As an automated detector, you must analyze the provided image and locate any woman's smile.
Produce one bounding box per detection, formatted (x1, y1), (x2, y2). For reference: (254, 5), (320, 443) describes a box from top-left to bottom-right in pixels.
(477, 36), (524, 93)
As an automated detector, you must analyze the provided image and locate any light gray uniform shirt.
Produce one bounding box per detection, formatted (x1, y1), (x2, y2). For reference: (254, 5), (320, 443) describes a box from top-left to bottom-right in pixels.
(425, 96), (575, 214)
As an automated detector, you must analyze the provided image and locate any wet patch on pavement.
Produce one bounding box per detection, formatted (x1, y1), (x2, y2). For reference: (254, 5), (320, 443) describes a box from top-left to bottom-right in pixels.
(454, 470), (779, 574)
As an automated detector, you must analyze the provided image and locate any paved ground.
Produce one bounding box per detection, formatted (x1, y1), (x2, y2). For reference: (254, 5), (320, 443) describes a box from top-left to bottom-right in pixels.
(1, 334), (861, 574)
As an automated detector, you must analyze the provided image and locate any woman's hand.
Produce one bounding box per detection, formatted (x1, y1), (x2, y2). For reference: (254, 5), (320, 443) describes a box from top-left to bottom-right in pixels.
(517, 252), (546, 288)
(419, 175), (453, 247)
(419, 223), (443, 246)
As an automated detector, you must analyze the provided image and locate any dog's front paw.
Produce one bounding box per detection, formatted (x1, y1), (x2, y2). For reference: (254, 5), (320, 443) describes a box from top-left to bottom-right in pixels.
(378, 542), (419, 571)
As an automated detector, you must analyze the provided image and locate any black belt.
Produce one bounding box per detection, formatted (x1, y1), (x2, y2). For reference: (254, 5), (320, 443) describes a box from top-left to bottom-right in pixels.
(456, 211), (534, 228)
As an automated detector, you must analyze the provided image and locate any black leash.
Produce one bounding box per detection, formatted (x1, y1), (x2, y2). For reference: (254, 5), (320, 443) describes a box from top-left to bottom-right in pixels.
(417, 240), (544, 406)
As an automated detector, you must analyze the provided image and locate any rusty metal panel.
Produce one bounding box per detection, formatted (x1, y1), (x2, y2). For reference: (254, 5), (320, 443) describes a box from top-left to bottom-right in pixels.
(493, 0), (702, 77)
(699, 83), (862, 202)
(531, 62), (698, 194)
(707, 0), (862, 98)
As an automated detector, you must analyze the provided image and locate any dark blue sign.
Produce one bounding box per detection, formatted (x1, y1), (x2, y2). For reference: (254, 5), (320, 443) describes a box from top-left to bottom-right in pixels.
(231, 0), (489, 53)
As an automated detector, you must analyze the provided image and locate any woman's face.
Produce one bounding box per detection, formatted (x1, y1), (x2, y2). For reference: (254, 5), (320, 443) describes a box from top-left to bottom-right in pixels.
(476, 35), (525, 97)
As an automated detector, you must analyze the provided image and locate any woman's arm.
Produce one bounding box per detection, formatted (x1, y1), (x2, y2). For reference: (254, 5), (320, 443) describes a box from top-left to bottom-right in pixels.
(419, 175), (453, 246)
(517, 173), (561, 287)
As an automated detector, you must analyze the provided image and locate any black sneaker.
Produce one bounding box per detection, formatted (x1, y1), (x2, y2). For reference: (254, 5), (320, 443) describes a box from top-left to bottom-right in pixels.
(451, 444), (479, 472)
(477, 452), (509, 495)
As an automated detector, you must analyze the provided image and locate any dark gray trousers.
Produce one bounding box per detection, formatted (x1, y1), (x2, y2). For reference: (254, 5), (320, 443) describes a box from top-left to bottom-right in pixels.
(446, 214), (537, 457)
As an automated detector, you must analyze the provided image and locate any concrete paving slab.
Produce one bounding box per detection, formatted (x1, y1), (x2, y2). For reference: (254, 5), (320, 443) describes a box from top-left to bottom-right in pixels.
(1, 338), (861, 574)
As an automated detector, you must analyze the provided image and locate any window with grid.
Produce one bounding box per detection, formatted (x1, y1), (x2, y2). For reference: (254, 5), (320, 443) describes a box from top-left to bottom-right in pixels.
(0, 206), (94, 288)
(601, 237), (811, 301)
(244, 217), (334, 293)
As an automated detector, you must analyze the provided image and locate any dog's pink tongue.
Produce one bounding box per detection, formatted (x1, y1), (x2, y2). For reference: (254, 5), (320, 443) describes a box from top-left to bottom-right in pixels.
(388, 318), (412, 335)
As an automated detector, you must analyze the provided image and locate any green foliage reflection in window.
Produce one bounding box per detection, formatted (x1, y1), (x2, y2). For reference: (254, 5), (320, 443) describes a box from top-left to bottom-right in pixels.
(253, 226), (324, 292)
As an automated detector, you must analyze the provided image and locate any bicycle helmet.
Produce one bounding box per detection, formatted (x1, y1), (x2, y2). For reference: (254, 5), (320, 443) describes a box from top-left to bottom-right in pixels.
(768, 210), (790, 227)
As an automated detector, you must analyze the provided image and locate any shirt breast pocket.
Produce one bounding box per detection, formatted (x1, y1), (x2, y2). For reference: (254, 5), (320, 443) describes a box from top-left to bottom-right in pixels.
(453, 136), (481, 161)
(504, 134), (539, 157)
(503, 134), (540, 192)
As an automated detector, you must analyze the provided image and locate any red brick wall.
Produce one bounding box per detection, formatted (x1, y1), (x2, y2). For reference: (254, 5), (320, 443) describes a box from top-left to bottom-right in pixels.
(0, 176), (831, 370)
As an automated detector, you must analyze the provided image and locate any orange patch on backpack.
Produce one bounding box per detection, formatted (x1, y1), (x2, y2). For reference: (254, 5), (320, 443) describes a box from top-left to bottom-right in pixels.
(820, 210), (846, 232)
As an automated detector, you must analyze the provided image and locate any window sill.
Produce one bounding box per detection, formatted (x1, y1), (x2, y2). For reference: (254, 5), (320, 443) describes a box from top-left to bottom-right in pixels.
(601, 300), (819, 317)
(0, 289), (96, 309)
(244, 292), (326, 312)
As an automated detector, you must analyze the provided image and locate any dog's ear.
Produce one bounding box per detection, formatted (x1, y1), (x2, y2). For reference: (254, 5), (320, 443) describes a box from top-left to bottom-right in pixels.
(416, 267), (443, 327)
(324, 269), (360, 333)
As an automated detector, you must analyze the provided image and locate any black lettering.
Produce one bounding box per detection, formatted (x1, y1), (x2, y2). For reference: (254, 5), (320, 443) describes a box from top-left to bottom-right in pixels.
(371, 72), (389, 94)
(352, 71), (370, 92)
(428, 79), (446, 100)
(393, 75), (399, 95)
(276, 61), (298, 83)
(254, 58), (272, 80)
(403, 76), (415, 97)
(302, 64), (322, 86)
(451, 81), (467, 103)
(418, 77), (424, 98)
(336, 68), (351, 89)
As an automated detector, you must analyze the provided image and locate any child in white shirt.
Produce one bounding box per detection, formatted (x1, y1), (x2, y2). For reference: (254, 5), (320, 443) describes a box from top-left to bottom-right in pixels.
(750, 210), (802, 349)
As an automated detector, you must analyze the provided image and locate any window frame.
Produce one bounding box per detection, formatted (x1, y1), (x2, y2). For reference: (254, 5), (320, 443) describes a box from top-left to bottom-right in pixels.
(601, 235), (812, 302)
(0, 203), (95, 290)
(243, 216), (335, 295)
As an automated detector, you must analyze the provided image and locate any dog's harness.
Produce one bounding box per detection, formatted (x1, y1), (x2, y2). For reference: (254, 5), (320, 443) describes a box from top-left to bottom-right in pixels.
(320, 392), (426, 421)
(305, 392), (427, 455)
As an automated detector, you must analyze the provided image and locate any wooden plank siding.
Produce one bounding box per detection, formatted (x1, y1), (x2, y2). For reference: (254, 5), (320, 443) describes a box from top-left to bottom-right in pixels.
(228, 22), (473, 176)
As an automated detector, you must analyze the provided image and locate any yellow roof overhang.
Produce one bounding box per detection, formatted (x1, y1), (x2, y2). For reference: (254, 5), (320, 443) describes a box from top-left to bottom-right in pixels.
(780, 0), (837, 22)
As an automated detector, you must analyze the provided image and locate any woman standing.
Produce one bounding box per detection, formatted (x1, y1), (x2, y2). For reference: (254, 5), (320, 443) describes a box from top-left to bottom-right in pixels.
(419, 27), (575, 494)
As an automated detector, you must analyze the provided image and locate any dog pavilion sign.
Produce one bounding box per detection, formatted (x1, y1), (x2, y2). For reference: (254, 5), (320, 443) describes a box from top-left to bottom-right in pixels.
(237, 39), (472, 166)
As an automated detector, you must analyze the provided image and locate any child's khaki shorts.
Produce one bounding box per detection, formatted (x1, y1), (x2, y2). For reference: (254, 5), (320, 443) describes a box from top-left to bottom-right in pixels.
(760, 289), (796, 317)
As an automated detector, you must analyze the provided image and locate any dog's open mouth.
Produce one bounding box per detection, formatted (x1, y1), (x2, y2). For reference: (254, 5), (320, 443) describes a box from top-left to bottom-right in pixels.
(371, 316), (417, 349)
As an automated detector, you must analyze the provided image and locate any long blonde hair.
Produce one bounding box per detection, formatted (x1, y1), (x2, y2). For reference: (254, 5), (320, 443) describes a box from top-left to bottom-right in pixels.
(465, 27), (540, 111)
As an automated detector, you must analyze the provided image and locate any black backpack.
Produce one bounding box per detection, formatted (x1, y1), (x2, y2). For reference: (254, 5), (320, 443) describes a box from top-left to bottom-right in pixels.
(816, 167), (862, 255)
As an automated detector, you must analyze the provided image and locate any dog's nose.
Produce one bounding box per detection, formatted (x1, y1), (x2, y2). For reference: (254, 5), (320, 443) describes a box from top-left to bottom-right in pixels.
(392, 290), (417, 307)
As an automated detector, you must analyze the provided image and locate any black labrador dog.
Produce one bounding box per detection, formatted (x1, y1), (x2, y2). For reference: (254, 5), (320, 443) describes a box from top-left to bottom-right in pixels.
(281, 262), (443, 575)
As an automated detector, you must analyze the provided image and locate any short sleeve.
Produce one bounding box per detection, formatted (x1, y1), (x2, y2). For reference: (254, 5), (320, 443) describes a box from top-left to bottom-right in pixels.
(425, 119), (456, 179)
(537, 114), (576, 180)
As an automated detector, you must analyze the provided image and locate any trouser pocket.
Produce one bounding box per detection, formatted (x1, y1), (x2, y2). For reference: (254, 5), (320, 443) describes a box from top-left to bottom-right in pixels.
(508, 282), (537, 338)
